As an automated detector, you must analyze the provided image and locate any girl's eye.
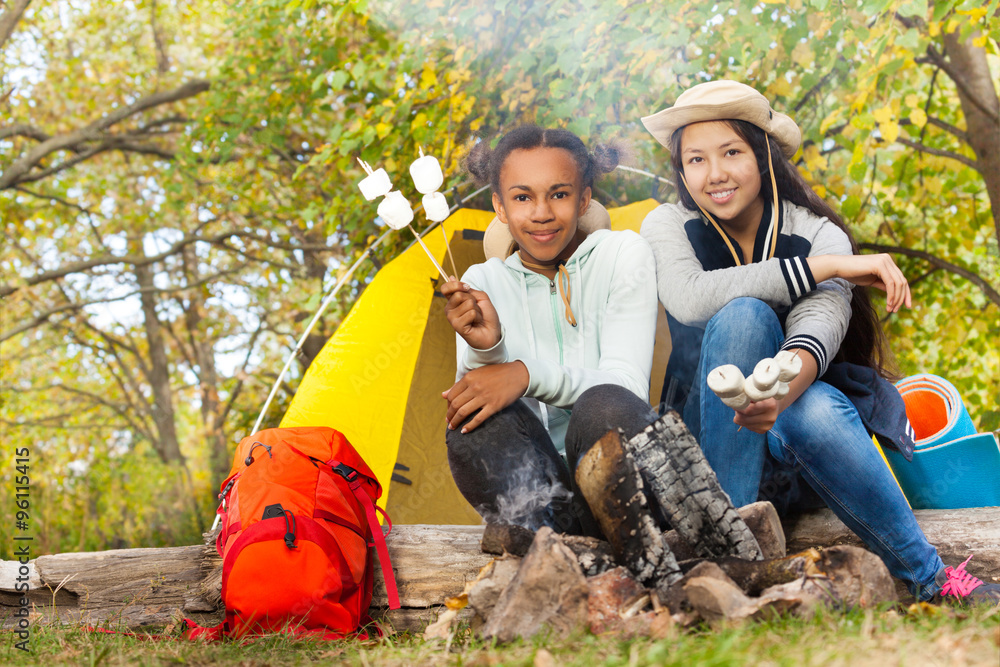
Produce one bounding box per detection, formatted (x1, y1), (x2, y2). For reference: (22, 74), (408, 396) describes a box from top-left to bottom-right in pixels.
(687, 156), (703, 164)
(513, 194), (530, 202)
(726, 149), (741, 156)
(552, 191), (569, 199)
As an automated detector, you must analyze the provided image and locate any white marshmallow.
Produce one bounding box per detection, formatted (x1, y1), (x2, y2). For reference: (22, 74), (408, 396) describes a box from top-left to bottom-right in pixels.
(774, 381), (790, 400)
(422, 191), (450, 222)
(707, 364), (746, 398)
(774, 350), (803, 382)
(744, 376), (779, 402)
(358, 167), (392, 201)
(721, 393), (751, 410)
(752, 358), (780, 391)
(377, 191), (414, 230)
(410, 154), (444, 194)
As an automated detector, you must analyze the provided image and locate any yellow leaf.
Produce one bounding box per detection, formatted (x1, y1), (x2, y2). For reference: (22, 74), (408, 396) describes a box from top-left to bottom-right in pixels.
(375, 122), (391, 139)
(248, 64), (257, 76)
(957, 7), (987, 21)
(973, 34), (987, 48)
(872, 106), (894, 124)
(469, 117), (483, 132)
(420, 67), (438, 89)
(769, 76), (792, 97)
(910, 107), (927, 128)
(905, 94), (920, 108)
(803, 144), (828, 172)
(880, 120), (900, 143)
(928, 21), (940, 37)
(813, 184), (827, 198)
(791, 42), (812, 68)
(820, 108), (844, 135)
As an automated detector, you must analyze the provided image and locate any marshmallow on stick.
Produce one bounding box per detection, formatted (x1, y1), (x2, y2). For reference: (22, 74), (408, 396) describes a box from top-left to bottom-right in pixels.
(707, 364), (751, 409)
(358, 157), (450, 281)
(709, 351), (803, 410)
(410, 148), (456, 275)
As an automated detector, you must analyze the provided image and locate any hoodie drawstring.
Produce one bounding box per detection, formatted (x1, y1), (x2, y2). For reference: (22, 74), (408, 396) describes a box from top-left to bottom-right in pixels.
(518, 254), (577, 327)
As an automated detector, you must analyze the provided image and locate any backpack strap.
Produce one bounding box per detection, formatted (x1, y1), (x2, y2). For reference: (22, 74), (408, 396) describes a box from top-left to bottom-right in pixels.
(325, 461), (401, 611)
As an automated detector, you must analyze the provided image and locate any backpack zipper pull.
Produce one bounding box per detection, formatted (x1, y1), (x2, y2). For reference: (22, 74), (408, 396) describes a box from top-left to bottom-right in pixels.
(549, 279), (556, 295)
(282, 510), (297, 549)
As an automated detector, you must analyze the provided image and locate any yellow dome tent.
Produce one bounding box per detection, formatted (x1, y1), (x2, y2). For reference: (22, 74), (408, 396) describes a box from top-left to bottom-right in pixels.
(280, 199), (670, 524)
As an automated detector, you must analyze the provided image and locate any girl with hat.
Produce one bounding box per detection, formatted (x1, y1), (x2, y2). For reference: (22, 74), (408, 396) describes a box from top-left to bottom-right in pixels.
(640, 80), (999, 603)
(441, 124), (658, 535)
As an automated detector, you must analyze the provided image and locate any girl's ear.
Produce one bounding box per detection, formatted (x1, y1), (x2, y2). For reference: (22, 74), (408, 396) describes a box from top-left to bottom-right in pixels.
(577, 186), (592, 218)
(492, 192), (509, 224)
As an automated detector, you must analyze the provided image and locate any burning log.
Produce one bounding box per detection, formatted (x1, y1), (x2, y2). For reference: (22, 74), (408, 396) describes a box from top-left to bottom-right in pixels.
(574, 430), (682, 592)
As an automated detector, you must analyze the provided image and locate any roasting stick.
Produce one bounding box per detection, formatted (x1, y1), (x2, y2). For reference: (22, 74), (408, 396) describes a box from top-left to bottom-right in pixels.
(358, 156), (451, 282)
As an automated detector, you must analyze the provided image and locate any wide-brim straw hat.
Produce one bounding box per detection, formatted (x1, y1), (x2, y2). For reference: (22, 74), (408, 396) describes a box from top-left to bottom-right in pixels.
(483, 200), (611, 261)
(641, 80), (801, 158)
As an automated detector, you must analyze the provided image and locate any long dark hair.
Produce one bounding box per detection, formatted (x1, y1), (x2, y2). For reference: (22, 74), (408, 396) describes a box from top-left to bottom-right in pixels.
(464, 125), (622, 195)
(669, 120), (897, 378)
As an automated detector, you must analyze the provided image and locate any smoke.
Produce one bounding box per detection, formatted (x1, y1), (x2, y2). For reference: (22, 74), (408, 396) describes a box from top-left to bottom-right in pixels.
(479, 459), (574, 533)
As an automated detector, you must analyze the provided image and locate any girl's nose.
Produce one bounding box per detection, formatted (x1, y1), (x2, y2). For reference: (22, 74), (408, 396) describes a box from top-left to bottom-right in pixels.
(708, 159), (726, 183)
(533, 198), (554, 221)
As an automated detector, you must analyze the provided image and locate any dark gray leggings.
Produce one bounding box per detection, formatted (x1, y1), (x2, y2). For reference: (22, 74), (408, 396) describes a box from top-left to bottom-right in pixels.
(445, 384), (658, 535)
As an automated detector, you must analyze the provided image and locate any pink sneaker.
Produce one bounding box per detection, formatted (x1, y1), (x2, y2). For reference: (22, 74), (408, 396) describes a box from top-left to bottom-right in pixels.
(936, 555), (1000, 605)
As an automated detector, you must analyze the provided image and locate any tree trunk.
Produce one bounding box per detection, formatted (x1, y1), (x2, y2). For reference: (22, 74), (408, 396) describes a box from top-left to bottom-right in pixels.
(941, 30), (1000, 245)
(134, 254), (184, 465)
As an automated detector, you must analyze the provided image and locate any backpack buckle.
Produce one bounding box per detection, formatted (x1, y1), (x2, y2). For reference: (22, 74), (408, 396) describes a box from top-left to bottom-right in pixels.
(331, 462), (359, 483)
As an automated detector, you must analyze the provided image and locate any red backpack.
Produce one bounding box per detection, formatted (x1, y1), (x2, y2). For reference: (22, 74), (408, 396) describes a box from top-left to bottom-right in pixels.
(186, 426), (400, 639)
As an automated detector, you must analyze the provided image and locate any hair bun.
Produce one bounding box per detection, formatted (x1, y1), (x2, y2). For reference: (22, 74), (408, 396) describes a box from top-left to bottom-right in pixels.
(463, 140), (492, 186)
(591, 140), (630, 174)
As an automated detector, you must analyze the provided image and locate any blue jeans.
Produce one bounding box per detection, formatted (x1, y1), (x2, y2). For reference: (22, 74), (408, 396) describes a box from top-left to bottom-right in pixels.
(686, 297), (944, 599)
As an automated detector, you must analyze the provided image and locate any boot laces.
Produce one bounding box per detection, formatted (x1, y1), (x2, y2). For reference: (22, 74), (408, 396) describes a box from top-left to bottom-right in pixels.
(940, 554), (984, 598)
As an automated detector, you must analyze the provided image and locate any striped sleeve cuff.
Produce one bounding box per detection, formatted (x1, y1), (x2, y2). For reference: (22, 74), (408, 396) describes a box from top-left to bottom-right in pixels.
(781, 334), (828, 376)
(780, 256), (816, 300)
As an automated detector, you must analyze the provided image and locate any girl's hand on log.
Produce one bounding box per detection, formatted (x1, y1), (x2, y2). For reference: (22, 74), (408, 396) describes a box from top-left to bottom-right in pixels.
(807, 254), (912, 312)
(442, 361), (529, 433)
(442, 277), (502, 351)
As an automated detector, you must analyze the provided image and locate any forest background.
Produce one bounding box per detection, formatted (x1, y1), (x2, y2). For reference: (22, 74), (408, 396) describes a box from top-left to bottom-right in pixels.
(1, 0), (997, 558)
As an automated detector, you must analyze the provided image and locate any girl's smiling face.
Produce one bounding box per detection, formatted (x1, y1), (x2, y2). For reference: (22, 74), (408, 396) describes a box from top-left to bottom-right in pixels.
(492, 147), (591, 267)
(680, 120), (765, 233)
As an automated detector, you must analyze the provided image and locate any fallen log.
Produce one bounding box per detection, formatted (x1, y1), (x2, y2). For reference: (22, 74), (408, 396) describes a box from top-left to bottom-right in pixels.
(2, 507), (998, 632)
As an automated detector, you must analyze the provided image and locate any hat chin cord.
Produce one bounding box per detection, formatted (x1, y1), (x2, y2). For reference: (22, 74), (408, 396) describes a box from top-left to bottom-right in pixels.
(680, 136), (780, 266)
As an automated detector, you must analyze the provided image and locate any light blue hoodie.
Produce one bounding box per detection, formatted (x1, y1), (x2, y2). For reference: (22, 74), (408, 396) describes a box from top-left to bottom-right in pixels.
(456, 229), (658, 453)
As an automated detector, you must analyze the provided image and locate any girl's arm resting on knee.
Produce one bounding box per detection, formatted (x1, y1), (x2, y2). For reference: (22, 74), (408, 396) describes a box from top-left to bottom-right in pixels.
(443, 361), (529, 433)
(806, 254), (911, 312)
(734, 350), (818, 433)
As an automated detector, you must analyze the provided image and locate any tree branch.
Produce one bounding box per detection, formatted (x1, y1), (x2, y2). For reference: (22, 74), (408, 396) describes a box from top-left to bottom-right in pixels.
(49, 383), (154, 442)
(917, 47), (999, 123)
(0, 0), (31, 52)
(0, 79), (210, 189)
(895, 137), (978, 170)
(859, 243), (1000, 307)
(0, 122), (50, 142)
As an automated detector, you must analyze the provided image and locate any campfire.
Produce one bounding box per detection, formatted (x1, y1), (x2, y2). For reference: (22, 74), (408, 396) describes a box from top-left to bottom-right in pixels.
(425, 412), (900, 642)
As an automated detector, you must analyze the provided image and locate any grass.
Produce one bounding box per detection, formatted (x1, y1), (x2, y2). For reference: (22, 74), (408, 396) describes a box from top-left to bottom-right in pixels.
(3, 604), (998, 666)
